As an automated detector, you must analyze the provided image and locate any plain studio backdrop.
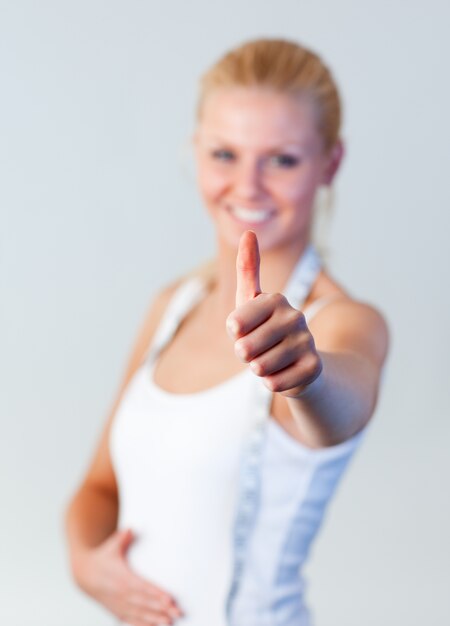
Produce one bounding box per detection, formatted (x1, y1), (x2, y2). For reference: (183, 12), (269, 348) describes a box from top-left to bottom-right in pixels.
(1, 1), (449, 624)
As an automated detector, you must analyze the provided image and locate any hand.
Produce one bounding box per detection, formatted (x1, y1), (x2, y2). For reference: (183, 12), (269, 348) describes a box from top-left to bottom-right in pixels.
(226, 230), (323, 398)
(74, 529), (184, 626)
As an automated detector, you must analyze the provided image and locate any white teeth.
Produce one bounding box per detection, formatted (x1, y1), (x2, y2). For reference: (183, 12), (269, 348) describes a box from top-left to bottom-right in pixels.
(230, 206), (274, 223)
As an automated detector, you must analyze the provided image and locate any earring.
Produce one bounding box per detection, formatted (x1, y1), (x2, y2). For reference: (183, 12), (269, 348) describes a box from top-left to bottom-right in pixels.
(311, 185), (335, 266)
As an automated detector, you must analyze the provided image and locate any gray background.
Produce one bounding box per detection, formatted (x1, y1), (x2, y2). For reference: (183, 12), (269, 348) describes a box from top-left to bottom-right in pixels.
(1, 1), (449, 624)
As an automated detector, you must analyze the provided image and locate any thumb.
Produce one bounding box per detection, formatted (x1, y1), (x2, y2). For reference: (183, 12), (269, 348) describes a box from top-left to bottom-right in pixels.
(114, 528), (135, 555)
(235, 230), (261, 308)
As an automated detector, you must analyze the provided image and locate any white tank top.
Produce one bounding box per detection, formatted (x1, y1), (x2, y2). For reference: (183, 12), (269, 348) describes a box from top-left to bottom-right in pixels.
(109, 245), (367, 626)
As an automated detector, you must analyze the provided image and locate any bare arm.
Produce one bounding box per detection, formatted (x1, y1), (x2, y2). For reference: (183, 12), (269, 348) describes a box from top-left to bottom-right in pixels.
(227, 231), (390, 449)
(285, 300), (390, 446)
(63, 281), (187, 625)
(63, 280), (181, 584)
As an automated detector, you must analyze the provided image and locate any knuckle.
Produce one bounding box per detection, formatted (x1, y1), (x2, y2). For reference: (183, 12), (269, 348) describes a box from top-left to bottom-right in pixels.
(297, 329), (311, 346)
(304, 352), (321, 376)
(268, 292), (285, 307)
(278, 306), (303, 333)
(291, 308), (305, 326)
(314, 354), (323, 375)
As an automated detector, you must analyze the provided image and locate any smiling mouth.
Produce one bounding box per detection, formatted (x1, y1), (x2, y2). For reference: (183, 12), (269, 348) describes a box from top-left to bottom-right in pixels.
(227, 205), (276, 224)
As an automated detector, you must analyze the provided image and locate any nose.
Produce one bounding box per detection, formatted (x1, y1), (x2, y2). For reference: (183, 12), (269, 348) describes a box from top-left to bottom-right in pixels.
(233, 158), (265, 200)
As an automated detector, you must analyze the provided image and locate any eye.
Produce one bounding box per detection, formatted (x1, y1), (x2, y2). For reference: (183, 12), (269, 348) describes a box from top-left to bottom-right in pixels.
(211, 149), (235, 162)
(268, 154), (300, 168)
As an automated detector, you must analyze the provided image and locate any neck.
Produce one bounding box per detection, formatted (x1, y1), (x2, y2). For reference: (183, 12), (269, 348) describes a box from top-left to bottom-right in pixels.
(210, 233), (312, 315)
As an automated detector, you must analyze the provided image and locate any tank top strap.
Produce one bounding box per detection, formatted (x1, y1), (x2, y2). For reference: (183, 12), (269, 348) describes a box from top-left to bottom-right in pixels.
(302, 293), (346, 324)
(144, 276), (208, 366)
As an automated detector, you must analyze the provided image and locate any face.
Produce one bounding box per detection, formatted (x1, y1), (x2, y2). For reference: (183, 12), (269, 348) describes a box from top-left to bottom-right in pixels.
(193, 87), (342, 253)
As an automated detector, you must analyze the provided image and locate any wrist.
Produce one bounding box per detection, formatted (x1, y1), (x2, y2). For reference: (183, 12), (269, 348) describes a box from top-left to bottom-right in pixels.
(70, 545), (96, 593)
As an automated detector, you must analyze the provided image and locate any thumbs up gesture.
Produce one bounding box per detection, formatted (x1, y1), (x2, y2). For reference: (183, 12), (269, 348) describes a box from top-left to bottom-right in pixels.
(226, 231), (323, 398)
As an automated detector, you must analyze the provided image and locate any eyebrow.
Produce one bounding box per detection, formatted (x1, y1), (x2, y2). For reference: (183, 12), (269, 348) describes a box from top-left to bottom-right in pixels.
(204, 136), (309, 152)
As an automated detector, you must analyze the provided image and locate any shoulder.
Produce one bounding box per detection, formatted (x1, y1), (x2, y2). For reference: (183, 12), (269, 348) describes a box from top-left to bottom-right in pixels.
(141, 258), (216, 341)
(115, 278), (186, 379)
(149, 278), (185, 315)
(75, 275), (196, 495)
(140, 277), (185, 339)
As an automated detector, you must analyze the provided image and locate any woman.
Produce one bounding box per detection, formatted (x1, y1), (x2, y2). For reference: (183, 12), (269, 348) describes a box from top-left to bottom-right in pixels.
(65, 38), (389, 626)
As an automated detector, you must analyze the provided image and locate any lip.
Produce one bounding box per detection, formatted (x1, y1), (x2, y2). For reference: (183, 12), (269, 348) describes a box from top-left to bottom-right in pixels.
(225, 204), (277, 226)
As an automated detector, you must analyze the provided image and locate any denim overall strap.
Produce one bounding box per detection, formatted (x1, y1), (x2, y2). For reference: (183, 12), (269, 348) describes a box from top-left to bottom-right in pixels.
(226, 243), (323, 622)
(282, 243), (322, 309)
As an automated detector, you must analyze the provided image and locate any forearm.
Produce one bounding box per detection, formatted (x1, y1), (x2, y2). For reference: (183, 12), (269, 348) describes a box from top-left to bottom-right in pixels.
(64, 484), (118, 573)
(287, 350), (380, 447)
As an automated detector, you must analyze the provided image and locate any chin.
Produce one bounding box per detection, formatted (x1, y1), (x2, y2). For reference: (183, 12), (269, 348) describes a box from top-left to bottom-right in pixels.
(217, 223), (305, 255)
(208, 205), (311, 252)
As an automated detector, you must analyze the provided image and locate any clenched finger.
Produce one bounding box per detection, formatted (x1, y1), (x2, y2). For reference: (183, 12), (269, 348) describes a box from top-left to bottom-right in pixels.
(249, 339), (303, 377)
(129, 574), (178, 609)
(127, 590), (181, 617)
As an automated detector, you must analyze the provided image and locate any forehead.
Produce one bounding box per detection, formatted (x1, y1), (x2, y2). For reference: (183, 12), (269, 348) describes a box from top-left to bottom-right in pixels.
(198, 87), (320, 150)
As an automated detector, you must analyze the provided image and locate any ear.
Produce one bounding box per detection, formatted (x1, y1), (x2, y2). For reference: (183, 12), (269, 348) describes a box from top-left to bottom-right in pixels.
(322, 139), (345, 186)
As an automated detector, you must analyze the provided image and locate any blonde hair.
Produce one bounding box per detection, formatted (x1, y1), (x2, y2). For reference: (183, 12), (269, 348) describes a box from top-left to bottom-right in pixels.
(197, 38), (342, 152)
